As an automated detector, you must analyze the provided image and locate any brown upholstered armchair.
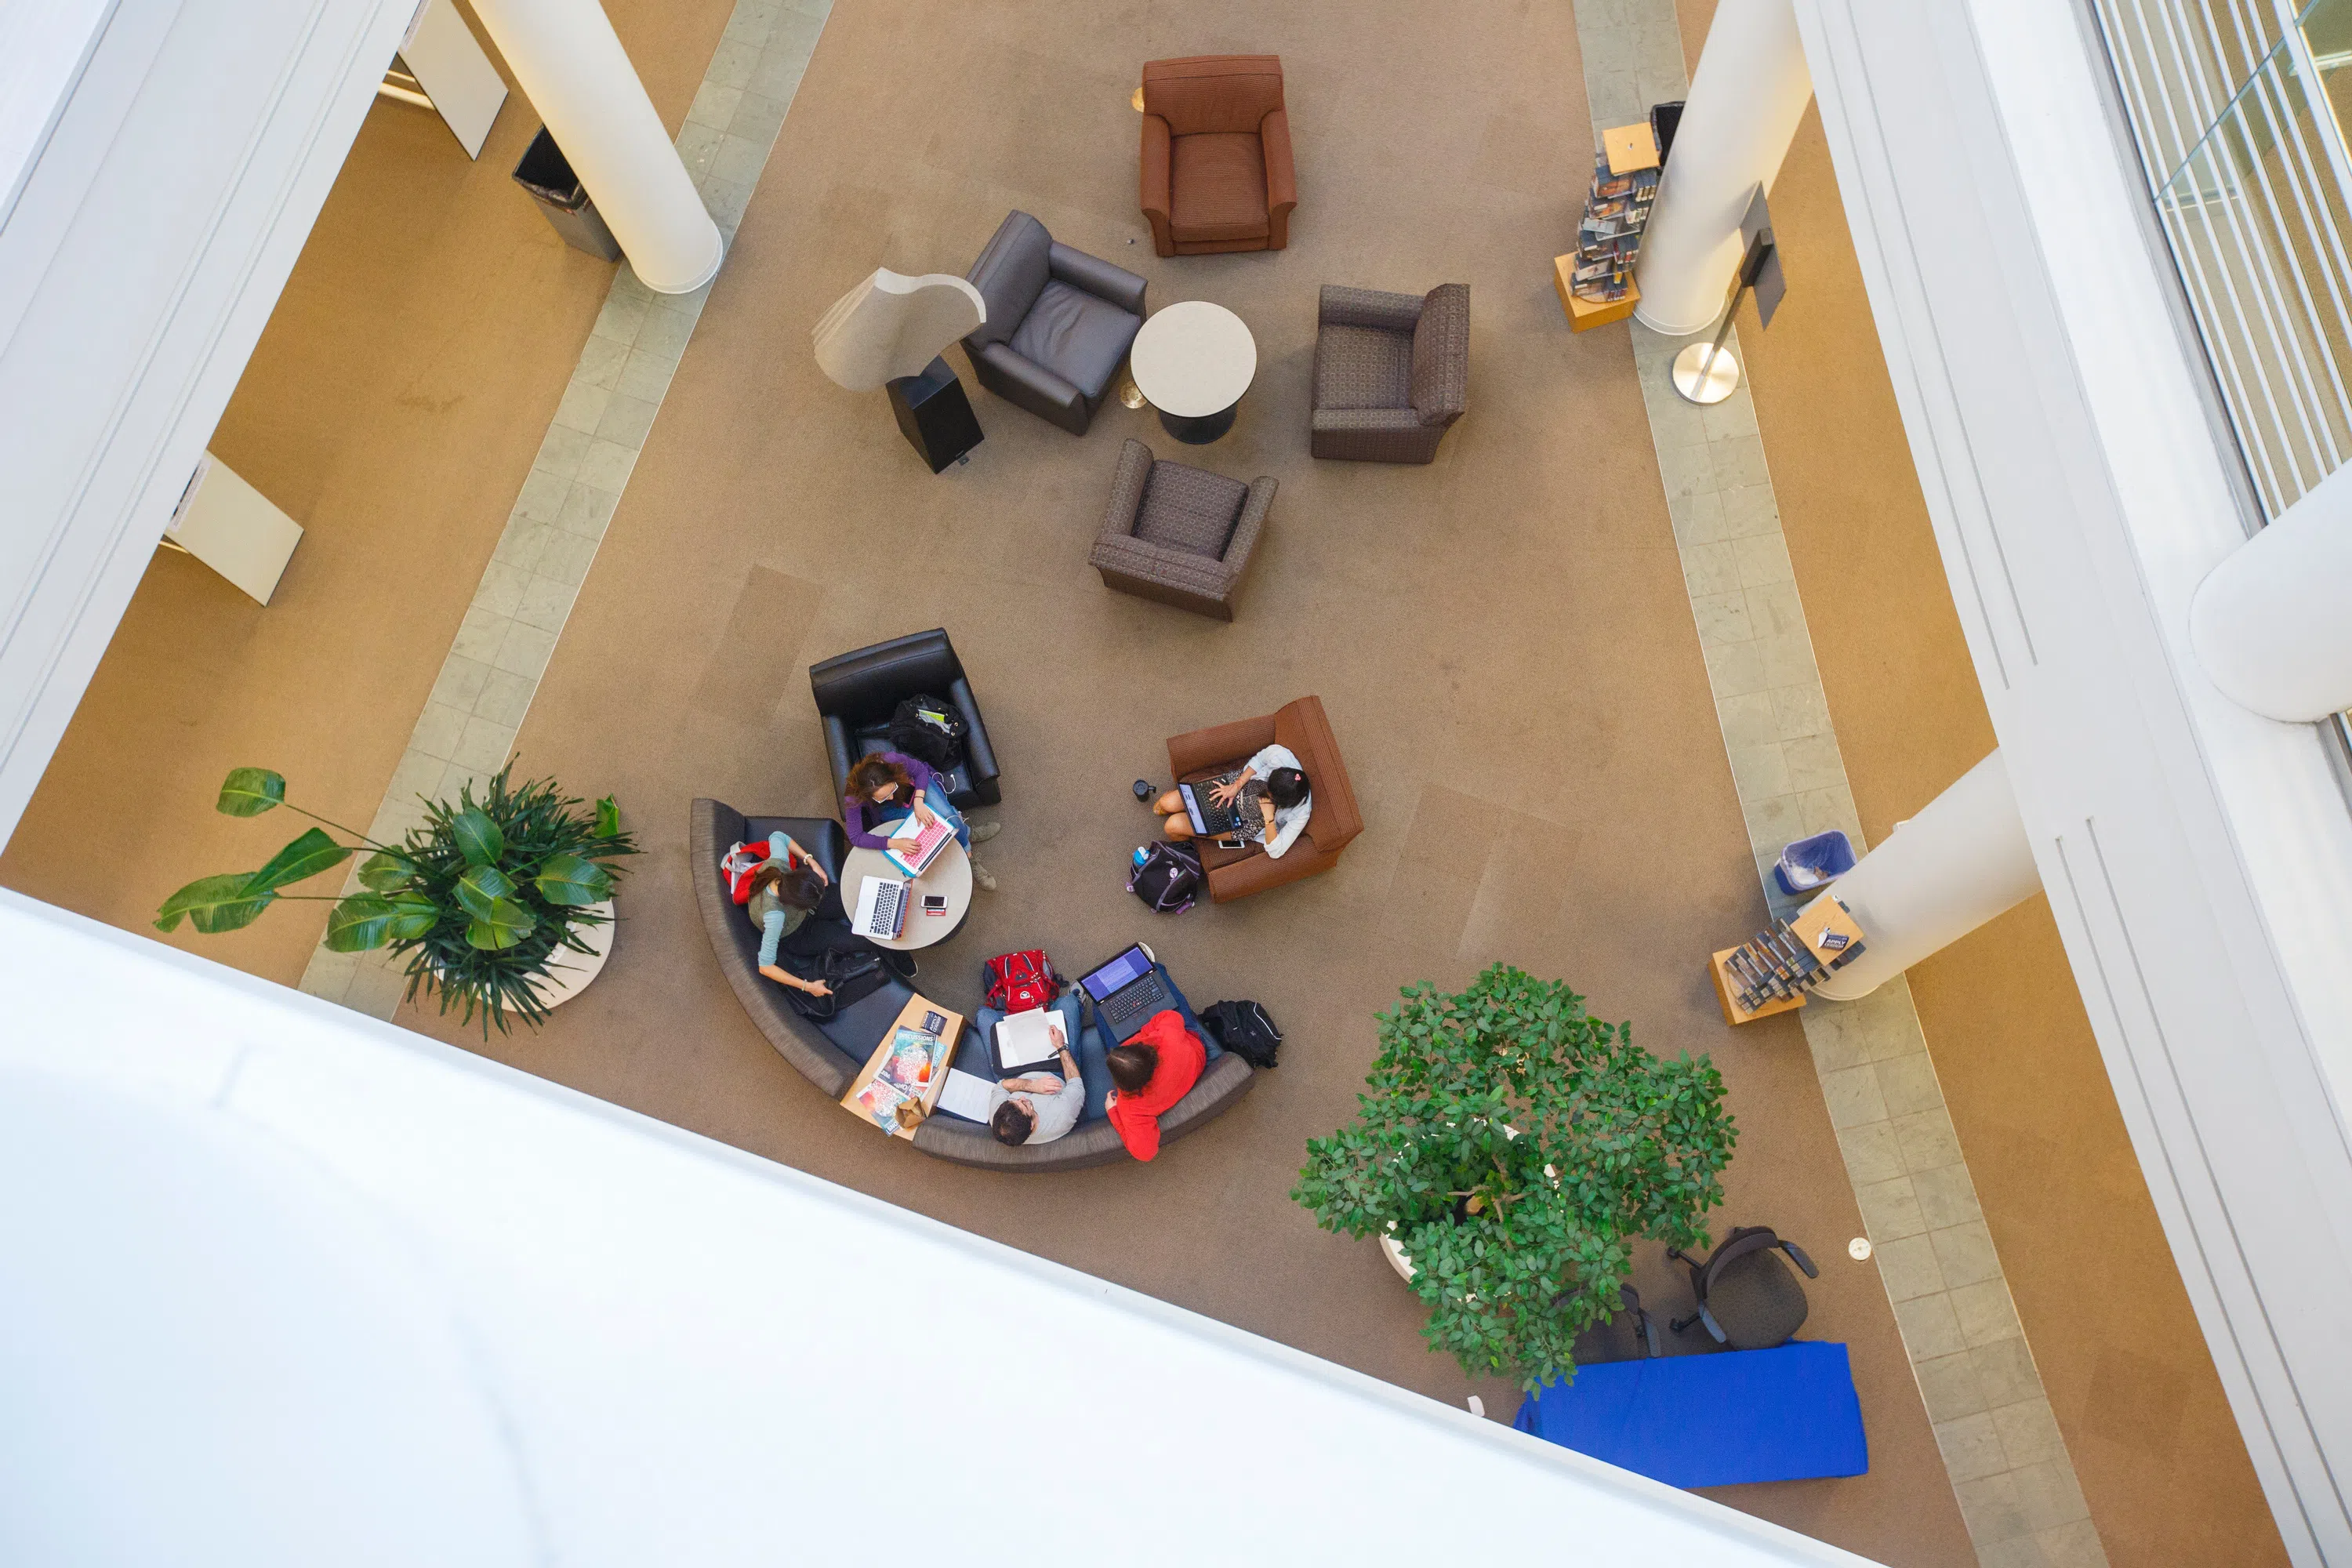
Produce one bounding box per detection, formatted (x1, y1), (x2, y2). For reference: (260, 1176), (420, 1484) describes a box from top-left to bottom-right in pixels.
(1139, 56), (1296, 256)
(1167, 696), (1362, 902)
(1091, 440), (1272, 620)
(1311, 283), (1470, 463)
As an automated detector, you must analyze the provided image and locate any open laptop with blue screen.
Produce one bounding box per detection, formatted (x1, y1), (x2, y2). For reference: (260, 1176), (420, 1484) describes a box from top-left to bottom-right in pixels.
(1079, 944), (1176, 1042)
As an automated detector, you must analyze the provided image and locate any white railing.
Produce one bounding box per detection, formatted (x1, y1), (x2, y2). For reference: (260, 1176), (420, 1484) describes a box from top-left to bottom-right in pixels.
(2092, 0), (2352, 518)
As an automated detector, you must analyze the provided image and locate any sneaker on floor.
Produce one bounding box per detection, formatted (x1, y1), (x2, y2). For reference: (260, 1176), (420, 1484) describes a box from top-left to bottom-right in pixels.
(970, 859), (997, 891)
(967, 819), (1002, 844)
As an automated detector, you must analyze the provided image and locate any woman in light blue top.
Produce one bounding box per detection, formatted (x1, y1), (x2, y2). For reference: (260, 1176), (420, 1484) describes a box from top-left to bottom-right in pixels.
(745, 831), (909, 996)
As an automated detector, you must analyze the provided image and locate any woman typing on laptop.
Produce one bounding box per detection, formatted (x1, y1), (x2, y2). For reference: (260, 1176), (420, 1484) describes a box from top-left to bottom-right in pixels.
(1149, 742), (1312, 858)
(843, 753), (1000, 891)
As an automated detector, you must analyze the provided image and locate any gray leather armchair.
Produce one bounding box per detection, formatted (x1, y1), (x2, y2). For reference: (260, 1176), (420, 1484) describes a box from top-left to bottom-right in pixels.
(962, 211), (1147, 436)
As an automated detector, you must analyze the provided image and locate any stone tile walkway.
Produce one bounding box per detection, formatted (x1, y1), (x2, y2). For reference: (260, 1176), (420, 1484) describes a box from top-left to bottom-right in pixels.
(1575, 5), (2109, 1565)
(298, 0), (829, 1015)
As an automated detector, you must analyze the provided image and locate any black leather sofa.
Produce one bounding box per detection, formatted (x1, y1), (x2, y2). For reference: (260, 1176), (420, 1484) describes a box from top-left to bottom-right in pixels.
(691, 798), (1256, 1172)
(961, 210), (1147, 436)
(808, 628), (1000, 810)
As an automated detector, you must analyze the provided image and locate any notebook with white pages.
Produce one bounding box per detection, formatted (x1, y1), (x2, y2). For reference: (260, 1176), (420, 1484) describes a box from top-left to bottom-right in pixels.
(992, 1007), (1062, 1074)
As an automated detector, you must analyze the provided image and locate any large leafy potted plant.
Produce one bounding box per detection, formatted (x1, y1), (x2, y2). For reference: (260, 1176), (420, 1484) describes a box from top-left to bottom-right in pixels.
(157, 764), (637, 1033)
(1292, 964), (1737, 1390)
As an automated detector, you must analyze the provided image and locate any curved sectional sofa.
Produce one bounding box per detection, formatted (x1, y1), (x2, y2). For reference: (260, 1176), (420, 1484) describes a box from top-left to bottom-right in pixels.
(691, 798), (1255, 1172)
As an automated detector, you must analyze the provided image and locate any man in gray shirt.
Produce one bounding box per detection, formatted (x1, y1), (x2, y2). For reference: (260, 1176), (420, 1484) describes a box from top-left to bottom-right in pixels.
(982, 997), (1084, 1145)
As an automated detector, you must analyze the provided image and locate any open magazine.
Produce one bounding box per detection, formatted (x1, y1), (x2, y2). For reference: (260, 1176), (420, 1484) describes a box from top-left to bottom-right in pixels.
(851, 1026), (949, 1131)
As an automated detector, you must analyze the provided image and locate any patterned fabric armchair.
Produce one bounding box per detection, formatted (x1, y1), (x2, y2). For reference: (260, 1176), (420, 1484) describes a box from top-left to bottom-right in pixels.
(1310, 283), (1470, 464)
(1090, 439), (1274, 620)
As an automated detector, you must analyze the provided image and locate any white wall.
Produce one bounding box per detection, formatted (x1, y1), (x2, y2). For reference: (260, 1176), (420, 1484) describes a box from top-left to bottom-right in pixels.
(0, 890), (1881, 1567)
(0, 0), (412, 846)
(1794, 1), (2352, 1562)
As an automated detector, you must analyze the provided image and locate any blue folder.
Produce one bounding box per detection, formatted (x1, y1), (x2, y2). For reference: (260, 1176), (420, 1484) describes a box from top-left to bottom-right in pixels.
(1513, 1341), (1868, 1489)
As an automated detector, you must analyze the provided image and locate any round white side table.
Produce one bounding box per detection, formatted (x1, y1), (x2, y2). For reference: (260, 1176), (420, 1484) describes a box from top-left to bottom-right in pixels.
(1130, 300), (1257, 443)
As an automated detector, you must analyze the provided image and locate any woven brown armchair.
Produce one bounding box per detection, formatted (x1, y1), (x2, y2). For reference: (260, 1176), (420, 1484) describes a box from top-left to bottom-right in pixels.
(1310, 283), (1469, 463)
(1090, 439), (1274, 620)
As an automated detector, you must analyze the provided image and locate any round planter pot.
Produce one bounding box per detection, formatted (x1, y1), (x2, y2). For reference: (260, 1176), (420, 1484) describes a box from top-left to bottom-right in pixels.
(1380, 1232), (1416, 1283)
(535, 902), (615, 1007)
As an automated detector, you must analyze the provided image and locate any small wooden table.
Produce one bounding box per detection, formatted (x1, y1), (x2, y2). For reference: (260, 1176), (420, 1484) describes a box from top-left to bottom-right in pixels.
(1130, 300), (1258, 443)
(841, 840), (973, 950)
(839, 993), (967, 1138)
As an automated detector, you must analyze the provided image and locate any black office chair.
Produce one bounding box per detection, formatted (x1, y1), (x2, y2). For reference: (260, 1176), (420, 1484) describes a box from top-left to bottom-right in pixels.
(1569, 1283), (1664, 1366)
(808, 629), (1001, 810)
(1666, 1227), (1819, 1350)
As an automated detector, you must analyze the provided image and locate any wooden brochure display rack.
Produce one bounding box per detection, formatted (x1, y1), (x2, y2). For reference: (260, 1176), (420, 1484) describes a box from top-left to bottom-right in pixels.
(1708, 893), (1868, 1026)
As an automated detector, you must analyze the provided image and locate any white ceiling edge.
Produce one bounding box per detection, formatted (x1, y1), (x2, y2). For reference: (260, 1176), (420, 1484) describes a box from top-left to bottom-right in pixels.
(0, 0), (118, 232)
(0, 889), (1885, 1568)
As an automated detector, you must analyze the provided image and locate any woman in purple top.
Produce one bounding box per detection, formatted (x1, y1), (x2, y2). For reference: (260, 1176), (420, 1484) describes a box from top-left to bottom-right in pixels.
(843, 751), (999, 890)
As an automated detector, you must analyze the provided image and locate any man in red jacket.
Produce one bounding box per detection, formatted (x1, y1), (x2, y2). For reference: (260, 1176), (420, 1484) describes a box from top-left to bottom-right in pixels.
(1104, 1009), (1207, 1161)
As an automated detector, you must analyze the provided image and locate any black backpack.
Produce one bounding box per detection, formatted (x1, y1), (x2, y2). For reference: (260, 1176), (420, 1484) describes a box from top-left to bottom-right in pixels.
(1201, 1000), (1281, 1068)
(887, 695), (967, 771)
(781, 946), (887, 1021)
(1127, 840), (1202, 914)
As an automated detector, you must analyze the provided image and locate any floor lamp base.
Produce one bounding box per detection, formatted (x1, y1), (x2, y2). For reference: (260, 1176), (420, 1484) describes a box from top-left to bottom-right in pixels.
(1671, 342), (1740, 405)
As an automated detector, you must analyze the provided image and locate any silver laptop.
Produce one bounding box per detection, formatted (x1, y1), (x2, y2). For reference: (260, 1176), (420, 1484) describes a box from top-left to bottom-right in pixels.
(851, 875), (908, 940)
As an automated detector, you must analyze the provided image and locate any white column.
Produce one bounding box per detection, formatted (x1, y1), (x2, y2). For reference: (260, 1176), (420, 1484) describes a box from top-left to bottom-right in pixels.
(2190, 463), (2352, 722)
(467, 0), (722, 295)
(1632, 0), (1813, 336)
(1810, 750), (2042, 1000)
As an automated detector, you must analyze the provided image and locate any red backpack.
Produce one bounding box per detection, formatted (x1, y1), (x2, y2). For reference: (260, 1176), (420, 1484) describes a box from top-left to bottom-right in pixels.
(720, 840), (769, 904)
(985, 950), (1058, 1014)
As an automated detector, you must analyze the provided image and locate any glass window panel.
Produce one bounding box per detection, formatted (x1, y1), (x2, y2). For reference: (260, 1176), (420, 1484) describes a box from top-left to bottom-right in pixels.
(2151, 36), (2352, 515)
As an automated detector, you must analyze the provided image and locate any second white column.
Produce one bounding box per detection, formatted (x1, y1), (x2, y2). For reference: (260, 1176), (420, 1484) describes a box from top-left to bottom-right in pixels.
(1632, 0), (1813, 336)
(470, 0), (724, 295)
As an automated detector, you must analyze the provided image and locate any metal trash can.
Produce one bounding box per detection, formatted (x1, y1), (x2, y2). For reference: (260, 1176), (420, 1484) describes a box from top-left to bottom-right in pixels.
(512, 127), (622, 262)
(1774, 829), (1856, 896)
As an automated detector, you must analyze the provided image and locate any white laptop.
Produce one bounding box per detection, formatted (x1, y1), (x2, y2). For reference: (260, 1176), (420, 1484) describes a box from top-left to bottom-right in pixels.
(851, 875), (909, 940)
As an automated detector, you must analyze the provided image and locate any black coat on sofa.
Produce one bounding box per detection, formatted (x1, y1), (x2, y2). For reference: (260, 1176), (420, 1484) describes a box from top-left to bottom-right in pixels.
(961, 210), (1147, 437)
(692, 799), (1254, 1172)
(808, 628), (1001, 810)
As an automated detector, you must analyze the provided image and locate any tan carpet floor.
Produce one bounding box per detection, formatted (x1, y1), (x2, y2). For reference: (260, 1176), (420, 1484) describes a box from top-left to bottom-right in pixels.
(399, 4), (1975, 1562)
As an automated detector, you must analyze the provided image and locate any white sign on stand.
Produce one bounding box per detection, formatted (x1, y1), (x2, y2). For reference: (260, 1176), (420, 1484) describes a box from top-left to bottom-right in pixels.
(162, 455), (303, 606)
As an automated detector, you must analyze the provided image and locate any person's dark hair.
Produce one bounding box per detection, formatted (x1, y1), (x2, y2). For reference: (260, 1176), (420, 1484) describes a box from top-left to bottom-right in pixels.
(1265, 767), (1309, 810)
(989, 1098), (1036, 1146)
(845, 753), (914, 803)
(748, 862), (826, 909)
(1106, 1042), (1159, 1094)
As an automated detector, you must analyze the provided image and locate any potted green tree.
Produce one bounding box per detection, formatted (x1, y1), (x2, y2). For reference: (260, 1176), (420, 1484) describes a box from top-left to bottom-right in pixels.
(1292, 964), (1737, 1391)
(156, 764), (637, 1033)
